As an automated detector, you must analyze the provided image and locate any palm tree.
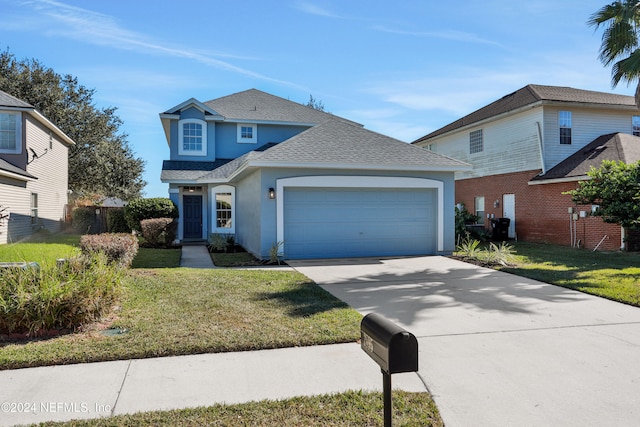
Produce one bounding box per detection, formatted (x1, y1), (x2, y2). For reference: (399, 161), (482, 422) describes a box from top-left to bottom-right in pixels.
(589, 1), (640, 107)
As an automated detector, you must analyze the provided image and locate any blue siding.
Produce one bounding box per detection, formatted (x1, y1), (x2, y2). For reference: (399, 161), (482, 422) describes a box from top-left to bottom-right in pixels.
(215, 123), (309, 159)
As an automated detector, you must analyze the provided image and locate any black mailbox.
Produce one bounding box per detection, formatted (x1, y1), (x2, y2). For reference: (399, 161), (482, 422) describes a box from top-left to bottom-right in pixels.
(361, 313), (418, 374)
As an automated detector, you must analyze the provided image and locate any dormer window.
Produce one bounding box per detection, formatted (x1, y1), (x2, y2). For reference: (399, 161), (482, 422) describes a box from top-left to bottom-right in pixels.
(179, 119), (207, 156)
(237, 123), (257, 144)
(0, 112), (21, 154)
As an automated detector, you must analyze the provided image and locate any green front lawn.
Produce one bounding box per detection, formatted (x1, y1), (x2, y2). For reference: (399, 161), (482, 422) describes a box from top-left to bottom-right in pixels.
(38, 391), (443, 427)
(498, 242), (640, 306)
(0, 267), (361, 370)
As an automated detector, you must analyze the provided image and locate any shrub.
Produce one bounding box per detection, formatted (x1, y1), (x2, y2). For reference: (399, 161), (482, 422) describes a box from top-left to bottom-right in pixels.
(124, 198), (178, 231)
(0, 253), (123, 336)
(140, 218), (177, 248)
(106, 208), (131, 233)
(79, 233), (139, 268)
(72, 207), (95, 234)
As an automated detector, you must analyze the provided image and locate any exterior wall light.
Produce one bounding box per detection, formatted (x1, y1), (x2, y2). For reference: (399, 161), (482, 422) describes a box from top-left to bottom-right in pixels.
(268, 187), (276, 200)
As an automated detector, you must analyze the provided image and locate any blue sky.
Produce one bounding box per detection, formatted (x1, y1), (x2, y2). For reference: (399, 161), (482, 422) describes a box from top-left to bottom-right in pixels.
(0, 0), (631, 198)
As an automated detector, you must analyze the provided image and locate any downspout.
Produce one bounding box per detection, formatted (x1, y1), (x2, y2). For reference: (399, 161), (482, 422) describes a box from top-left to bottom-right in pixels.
(536, 121), (546, 175)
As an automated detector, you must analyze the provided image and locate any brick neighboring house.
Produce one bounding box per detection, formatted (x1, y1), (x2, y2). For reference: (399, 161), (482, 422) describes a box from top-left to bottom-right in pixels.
(0, 90), (75, 244)
(413, 84), (640, 251)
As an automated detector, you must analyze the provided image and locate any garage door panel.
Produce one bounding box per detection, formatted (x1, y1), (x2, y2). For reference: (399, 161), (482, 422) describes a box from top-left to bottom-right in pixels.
(284, 187), (436, 259)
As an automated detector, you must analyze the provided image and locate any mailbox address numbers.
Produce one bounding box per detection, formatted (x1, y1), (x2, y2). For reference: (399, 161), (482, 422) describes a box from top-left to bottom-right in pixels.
(362, 332), (374, 353)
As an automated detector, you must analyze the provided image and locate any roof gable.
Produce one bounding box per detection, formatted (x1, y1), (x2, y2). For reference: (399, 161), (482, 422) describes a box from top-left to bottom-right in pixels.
(414, 85), (639, 144)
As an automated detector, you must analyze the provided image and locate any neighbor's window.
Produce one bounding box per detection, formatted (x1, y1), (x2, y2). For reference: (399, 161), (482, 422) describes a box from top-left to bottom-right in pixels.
(633, 116), (640, 136)
(30, 193), (38, 224)
(178, 119), (207, 156)
(559, 111), (572, 144)
(475, 196), (485, 225)
(469, 129), (483, 154)
(0, 112), (21, 153)
(216, 193), (233, 229)
(237, 123), (257, 143)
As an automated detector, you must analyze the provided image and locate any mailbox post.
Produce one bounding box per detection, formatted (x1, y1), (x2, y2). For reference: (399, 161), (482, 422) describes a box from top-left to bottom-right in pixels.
(360, 313), (418, 427)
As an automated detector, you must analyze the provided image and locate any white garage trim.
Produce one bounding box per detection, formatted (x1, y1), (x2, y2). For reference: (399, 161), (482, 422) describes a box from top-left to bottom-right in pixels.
(276, 176), (444, 254)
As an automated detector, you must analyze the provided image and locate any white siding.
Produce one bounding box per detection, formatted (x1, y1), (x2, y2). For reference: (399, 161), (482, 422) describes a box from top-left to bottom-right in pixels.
(0, 115), (69, 244)
(424, 108), (543, 180)
(543, 106), (636, 169)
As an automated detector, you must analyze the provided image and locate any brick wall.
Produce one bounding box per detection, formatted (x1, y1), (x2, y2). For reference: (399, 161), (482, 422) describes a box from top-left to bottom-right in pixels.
(456, 170), (623, 251)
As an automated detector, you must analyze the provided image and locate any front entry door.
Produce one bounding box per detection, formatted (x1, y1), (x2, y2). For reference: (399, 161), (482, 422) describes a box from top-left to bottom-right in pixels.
(183, 195), (203, 239)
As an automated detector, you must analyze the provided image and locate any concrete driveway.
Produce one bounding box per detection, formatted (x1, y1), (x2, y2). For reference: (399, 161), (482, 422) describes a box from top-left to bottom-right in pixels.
(289, 256), (640, 427)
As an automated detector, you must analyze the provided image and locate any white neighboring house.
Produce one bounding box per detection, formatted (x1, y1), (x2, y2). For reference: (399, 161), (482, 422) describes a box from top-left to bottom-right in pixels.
(0, 90), (75, 244)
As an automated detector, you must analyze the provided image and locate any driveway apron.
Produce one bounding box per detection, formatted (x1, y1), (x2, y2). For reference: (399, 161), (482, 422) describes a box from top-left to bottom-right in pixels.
(289, 256), (640, 427)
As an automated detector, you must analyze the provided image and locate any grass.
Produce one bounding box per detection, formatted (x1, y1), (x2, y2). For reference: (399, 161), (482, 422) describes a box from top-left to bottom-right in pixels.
(211, 251), (264, 267)
(497, 242), (640, 307)
(37, 391), (443, 426)
(131, 247), (181, 268)
(0, 267), (361, 370)
(0, 232), (81, 265)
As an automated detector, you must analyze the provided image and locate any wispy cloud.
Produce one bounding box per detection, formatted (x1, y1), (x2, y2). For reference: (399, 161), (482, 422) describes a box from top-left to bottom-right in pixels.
(293, 1), (344, 19)
(374, 25), (503, 47)
(15, 0), (306, 90)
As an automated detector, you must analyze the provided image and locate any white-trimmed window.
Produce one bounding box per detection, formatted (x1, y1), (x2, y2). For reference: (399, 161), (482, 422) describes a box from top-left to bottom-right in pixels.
(633, 116), (640, 136)
(0, 112), (21, 154)
(211, 185), (235, 233)
(178, 119), (207, 156)
(469, 129), (483, 154)
(474, 196), (485, 225)
(559, 111), (572, 144)
(30, 193), (38, 225)
(237, 123), (257, 144)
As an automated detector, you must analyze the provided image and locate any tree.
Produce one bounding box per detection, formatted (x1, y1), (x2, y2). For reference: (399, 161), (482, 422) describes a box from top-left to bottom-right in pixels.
(304, 94), (326, 112)
(566, 160), (640, 229)
(0, 48), (145, 200)
(588, 1), (640, 107)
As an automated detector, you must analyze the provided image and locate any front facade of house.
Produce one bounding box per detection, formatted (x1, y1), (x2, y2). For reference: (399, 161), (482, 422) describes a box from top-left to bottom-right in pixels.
(0, 90), (74, 244)
(413, 85), (640, 251)
(161, 89), (470, 260)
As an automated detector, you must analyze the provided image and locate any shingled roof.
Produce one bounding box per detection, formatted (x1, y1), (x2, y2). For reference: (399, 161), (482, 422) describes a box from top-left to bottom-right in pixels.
(0, 90), (33, 109)
(204, 89), (360, 126)
(413, 85), (638, 144)
(530, 132), (640, 183)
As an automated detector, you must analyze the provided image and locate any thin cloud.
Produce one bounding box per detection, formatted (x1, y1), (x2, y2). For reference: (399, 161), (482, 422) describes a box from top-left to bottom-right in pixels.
(293, 1), (344, 19)
(18, 0), (306, 90)
(374, 25), (503, 47)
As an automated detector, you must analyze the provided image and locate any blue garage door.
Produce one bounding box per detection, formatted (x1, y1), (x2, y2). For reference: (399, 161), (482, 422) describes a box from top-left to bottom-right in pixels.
(284, 187), (436, 259)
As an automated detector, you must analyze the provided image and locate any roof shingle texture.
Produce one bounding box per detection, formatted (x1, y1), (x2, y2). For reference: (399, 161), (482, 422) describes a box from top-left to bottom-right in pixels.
(531, 133), (640, 181)
(204, 89), (360, 125)
(414, 84), (638, 143)
(0, 89), (33, 109)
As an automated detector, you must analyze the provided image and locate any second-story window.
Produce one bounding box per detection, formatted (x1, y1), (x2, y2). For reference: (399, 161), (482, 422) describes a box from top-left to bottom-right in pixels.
(237, 123), (257, 144)
(559, 111), (572, 144)
(469, 129), (483, 154)
(633, 116), (640, 136)
(0, 112), (21, 154)
(178, 119), (207, 156)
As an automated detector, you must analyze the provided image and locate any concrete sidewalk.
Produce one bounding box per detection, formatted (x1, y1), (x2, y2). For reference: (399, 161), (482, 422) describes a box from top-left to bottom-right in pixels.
(0, 344), (425, 426)
(179, 245), (215, 268)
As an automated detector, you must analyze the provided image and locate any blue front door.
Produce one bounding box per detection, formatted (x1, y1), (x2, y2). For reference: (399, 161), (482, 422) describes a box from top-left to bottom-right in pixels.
(183, 195), (203, 239)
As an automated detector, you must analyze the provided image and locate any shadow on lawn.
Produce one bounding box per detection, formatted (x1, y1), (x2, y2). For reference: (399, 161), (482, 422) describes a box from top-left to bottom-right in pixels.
(256, 282), (351, 317)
